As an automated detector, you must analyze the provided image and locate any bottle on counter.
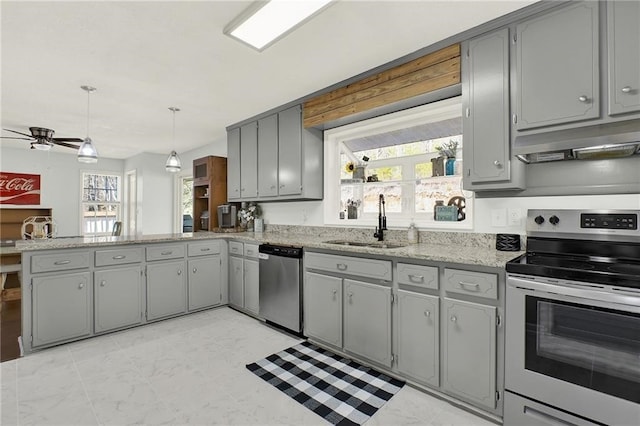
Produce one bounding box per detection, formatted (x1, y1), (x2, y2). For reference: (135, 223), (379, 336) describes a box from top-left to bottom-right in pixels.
(408, 221), (418, 244)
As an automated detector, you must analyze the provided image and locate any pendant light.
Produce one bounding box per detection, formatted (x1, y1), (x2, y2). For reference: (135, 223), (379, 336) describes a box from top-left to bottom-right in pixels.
(78, 85), (99, 163)
(165, 107), (182, 172)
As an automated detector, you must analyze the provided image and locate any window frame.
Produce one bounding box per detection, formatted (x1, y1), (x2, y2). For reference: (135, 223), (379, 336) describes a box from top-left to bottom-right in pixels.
(79, 170), (123, 236)
(323, 97), (473, 230)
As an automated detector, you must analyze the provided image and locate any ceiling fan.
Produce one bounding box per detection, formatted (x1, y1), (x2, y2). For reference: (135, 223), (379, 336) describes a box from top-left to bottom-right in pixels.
(1, 127), (84, 151)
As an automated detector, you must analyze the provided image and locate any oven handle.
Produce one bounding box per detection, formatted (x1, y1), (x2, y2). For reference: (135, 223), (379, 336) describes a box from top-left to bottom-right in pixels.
(508, 275), (640, 308)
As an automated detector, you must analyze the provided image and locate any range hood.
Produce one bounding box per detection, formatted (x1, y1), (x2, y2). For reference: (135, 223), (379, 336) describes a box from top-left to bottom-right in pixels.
(514, 120), (640, 163)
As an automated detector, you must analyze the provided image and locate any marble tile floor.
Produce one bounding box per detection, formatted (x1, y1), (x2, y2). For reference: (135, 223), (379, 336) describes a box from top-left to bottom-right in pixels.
(0, 307), (495, 426)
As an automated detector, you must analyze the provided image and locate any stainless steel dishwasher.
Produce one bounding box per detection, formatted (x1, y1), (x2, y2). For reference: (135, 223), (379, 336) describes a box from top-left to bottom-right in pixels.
(258, 244), (303, 334)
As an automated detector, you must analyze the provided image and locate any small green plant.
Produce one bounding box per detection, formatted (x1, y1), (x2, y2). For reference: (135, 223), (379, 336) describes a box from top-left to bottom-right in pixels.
(435, 140), (458, 158)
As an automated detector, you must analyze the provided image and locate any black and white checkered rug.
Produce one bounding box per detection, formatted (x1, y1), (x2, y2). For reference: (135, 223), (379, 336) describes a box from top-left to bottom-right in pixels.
(246, 341), (405, 426)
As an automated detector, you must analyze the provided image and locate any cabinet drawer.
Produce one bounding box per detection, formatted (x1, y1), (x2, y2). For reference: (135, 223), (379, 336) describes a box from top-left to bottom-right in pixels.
(397, 263), (438, 289)
(95, 247), (143, 267)
(305, 252), (392, 281)
(187, 240), (221, 257)
(146, 244), (185, 261)
(444, 268), (497, 300)
(229, 241), (243, 256)
(31, 251), (91, 273)
(243, 243), (259, 259)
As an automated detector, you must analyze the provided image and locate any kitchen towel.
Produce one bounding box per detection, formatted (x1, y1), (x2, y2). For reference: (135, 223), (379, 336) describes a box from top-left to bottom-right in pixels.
(246, 341), (404, 426)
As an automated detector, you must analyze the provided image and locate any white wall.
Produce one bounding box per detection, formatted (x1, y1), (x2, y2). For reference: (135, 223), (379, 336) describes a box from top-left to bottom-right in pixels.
(0, 147), (124, 236)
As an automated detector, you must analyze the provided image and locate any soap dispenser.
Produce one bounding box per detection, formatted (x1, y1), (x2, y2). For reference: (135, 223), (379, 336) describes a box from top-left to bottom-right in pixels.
(407, 221), (418, 244)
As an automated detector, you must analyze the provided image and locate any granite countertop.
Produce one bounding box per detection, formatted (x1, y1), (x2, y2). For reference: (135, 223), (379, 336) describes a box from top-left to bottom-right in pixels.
(14, 230), (523, 268)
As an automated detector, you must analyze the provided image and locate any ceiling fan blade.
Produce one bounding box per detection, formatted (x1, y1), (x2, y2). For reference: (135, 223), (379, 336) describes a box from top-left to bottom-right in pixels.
(52, 137), (83, 143)
(53, 141), (82, 149)
(2, 128), (35, 138)
(0, 136), (34, 140)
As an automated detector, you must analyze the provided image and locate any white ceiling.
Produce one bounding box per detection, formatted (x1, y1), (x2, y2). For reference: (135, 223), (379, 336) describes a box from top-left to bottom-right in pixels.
(1, 0), (535, 160)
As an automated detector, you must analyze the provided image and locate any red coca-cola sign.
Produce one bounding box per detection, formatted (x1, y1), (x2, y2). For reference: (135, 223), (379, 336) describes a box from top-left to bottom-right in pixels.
(0, 172), (41, 205)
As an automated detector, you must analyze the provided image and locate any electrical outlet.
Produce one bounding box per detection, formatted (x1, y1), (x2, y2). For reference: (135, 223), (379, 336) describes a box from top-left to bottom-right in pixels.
(508, 208), (522, 226)
(491, 208), (507, 227)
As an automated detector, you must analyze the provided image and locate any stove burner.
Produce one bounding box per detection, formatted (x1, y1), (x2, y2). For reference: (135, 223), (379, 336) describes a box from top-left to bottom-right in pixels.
(607, 264), (640, 275)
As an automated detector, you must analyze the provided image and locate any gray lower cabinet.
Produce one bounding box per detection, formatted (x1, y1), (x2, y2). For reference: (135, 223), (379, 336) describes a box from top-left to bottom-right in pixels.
(442, 297), (497, 410)
(607, 0), (640, 116)
(244, 259), (259, 315)
(188, 256), (222, 311)
(32, 271), (92, 347)
(229, 254), (244, 308)
(303, 271), (342, 348)
(515, 1), (600, 130)
(344, 279), (392, 367)
(146, 260), (187, 321)
(94, 267), (143, 333)
(396, 290), (439, 387)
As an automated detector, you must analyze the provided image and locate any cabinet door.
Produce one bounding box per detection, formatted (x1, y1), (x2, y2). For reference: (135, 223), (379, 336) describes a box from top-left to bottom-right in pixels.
(188, 256), (222, 311)
(608, 1), (640, 115)
(243, 258), (259, 315)
(463, 28), (511, 184)
(304, 272), (342, 347)
(277, 105), (302, 196)
(240, 122), (258, 199)
(442, 298), (496, 410)
(258, 114), (279, 197)
(32, 272), (91, 347)
(515, 2), (599, 130)
(397, 290), (439, 387)
(344, 279), (392, 367)
(227, 128), (241, 200)
(229, 256), (244, 308)
(95, 267), (142, 333)
(146, 261), (187, 321)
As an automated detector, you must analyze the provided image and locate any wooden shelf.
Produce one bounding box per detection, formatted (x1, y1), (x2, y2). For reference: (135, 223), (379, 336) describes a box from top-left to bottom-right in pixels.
(192, 156), (228, 231)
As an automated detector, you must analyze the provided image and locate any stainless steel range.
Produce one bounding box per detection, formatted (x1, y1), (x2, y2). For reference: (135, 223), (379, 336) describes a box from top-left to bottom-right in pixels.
(505, 209), (640, 426)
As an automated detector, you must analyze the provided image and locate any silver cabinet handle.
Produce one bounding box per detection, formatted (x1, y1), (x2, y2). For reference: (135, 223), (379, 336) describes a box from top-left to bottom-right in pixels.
(578, 95), (589, 102)
(161, 251), (173, 256)
(231, 248), (238, 253)
(332, 289), (337, 300)
(348, 292), (353, 303)
(408, 274), (424, 283)
(54, 260), (71, 265)
(450, 315), (457, 322)
(621, 86), (632, 93)
(424, 310), (431, 317)
(100, 280), (106, 287)
(247, 250), (253, 255)
(193, 267), (197, 273)
(112, 255), (126, 260)
(465, 107), (470, 118)
(241, 187), (245, 192)
(200, 248), (210, 252)
(512, 114), (517, 124)
(279, 184), (285, 189)
(336, 263), (348, 271)
(459, 281), (480, 290)
(270, 185), (276, 189)
(79, 283), (85, 289)
(177, 269), (182, 275)
(493, 160), (502, 167)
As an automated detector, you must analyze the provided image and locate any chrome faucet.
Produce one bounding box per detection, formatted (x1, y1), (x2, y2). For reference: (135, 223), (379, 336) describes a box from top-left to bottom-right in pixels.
(373, 194), (387, 241)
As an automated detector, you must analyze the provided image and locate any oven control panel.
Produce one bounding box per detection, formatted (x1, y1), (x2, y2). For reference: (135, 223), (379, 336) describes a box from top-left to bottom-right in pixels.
(581, 213), (637, 229)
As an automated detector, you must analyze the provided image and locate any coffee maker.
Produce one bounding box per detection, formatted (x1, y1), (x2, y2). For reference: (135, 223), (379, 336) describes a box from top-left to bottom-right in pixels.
(217, 204), (236, 228)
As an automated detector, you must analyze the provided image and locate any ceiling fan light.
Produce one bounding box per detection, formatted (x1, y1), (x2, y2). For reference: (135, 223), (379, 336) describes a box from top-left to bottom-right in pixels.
(77, 137), (98, 163)
(32, 141), (53, 151)
(165, 150), (182, 172)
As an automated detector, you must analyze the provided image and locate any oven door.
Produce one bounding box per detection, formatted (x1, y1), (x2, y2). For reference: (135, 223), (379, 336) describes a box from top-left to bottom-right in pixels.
(506, 275), (640, 425)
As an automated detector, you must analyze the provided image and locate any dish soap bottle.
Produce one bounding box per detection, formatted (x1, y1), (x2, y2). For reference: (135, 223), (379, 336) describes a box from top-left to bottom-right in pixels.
(407, 221), (418, 244)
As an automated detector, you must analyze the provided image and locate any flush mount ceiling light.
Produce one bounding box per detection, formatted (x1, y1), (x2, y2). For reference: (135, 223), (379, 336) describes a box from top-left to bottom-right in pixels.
(224, 0), (333, 51)
(165, 107), (182, 173)
(78, 85), (99, 163)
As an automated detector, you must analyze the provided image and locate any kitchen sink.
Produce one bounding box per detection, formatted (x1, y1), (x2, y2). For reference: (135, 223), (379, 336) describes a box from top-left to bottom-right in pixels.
(323, 240), (405, 249)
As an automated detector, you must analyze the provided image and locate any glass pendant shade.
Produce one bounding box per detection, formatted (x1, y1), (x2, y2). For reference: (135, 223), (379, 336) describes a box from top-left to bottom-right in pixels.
(77, 137), (98, 163)
(165, 150), (182, 172)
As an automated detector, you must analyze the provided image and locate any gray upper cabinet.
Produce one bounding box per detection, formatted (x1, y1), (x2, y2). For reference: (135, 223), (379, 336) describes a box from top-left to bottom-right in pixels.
(515, 1), (599, 130)
(608, 1), (640, 116)
(343, 279), (392, 367)
(227, 127), (241, 201)
(277, 105), (303, 196)
(304, 271), (343, 348)
(442, 298), (497, 410)
(257, 114), (279, 197)
(397, 290), (439, 387)
(146, 260), (187, 321)
(240, 122), (258, 199)
(188, 256), (222, 311)
(95, 266), (143, 333)
(32, 272), (92, 347)
(463, 28), (524, 190)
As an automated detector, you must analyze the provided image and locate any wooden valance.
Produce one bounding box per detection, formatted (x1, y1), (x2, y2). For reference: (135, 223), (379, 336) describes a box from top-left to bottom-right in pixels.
(303, 44), (461, 128)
